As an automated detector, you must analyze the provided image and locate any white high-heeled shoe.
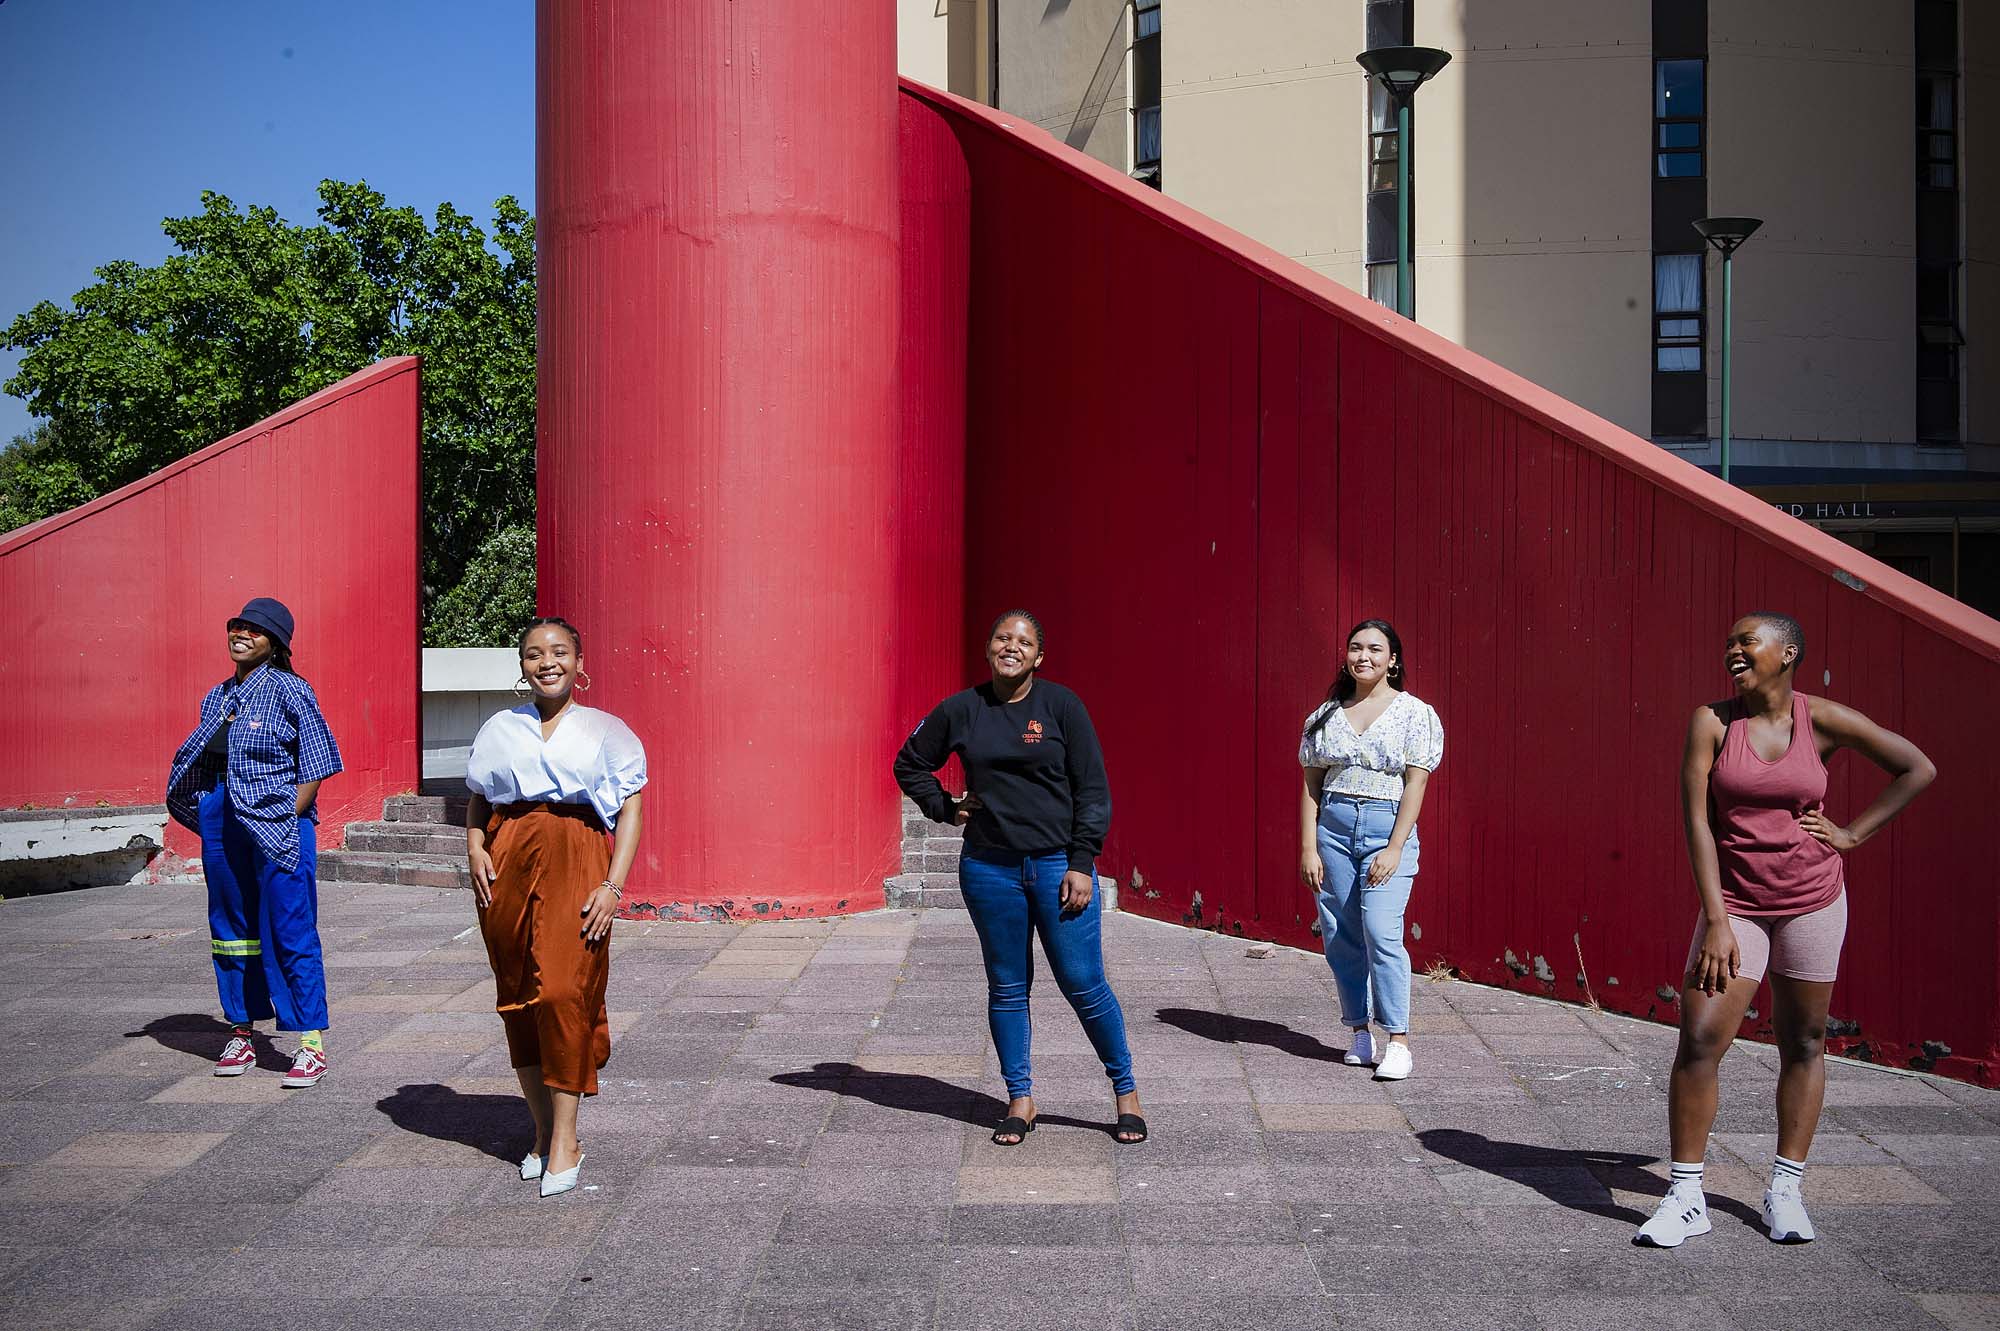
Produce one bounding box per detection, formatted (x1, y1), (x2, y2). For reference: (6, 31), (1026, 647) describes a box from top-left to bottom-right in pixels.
(539, 1151), (585, 1197)
(519, 1152), (544, 1181)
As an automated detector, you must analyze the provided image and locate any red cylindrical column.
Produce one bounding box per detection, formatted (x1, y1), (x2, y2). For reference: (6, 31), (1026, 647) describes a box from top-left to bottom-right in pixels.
(537, 1), (901, 914)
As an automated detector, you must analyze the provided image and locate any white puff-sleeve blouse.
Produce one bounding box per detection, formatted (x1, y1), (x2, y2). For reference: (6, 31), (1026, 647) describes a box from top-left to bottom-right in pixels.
(466, 705), (649, 830)
(1298, 690), (1443, 804)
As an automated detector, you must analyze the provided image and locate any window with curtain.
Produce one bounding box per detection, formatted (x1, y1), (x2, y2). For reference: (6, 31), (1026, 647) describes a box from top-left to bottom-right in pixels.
(1655, 254), (1703, 372)
(1131, 0), (1161, 187)
(1363, 0), (1410, 309)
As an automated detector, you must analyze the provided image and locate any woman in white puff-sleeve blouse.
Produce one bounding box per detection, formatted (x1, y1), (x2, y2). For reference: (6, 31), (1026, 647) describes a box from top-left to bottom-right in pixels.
(464, 617), (647, 1197)
(1297, 618), (1443, 1082)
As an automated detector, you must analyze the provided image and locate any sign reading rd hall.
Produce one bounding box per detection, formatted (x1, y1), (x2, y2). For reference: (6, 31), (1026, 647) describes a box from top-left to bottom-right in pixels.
(1775, 501), (1878, 518)
(1761, 497), (2000, 521)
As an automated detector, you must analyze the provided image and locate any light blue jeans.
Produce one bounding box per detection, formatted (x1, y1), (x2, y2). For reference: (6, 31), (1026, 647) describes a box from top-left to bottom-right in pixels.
(1315, 795), (1419, 1035)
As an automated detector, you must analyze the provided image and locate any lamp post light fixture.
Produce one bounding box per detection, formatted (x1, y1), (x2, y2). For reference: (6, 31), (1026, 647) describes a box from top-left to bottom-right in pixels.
(1692, 216), (1763, 484)
(1357, 45), (1452, 319)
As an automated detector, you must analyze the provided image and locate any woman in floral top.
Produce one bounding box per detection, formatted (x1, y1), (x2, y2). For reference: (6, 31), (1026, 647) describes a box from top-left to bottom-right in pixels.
(1298, 618), (1443, 1081)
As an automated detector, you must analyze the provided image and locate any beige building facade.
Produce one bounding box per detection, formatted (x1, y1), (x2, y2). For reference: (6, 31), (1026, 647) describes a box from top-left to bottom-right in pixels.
(899, 1), (1996, 613)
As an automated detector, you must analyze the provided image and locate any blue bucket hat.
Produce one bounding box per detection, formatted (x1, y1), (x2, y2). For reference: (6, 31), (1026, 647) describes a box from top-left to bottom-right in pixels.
(233, 597), (295, 649)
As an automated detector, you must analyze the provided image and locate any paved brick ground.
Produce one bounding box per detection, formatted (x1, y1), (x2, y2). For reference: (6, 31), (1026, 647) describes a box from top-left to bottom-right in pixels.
(2, 882), (1997, 1330)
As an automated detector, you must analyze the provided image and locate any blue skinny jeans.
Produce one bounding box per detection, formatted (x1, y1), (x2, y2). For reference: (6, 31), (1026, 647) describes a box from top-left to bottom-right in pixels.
(957, 848), (1136, 1098)
(1315, 795), (1419, 1035)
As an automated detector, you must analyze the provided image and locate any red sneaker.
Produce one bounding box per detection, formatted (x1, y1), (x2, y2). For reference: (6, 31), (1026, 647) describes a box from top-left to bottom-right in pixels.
(214, 1032), (256, 1077)
(281, 1046), (327, 1088)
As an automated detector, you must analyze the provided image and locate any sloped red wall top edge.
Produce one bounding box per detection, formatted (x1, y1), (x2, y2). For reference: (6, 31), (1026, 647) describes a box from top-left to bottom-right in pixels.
(0, 356), (424, 558)
(898, 79), (2000, 665)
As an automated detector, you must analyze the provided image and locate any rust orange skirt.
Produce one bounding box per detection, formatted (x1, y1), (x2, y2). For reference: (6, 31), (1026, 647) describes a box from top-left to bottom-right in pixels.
(479, 801), (612, 1095)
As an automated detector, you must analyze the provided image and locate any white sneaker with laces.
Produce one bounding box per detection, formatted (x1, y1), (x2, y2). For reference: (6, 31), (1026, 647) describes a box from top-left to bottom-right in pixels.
(1633, 1184), (1712, 1248)
(1343, 1028), (1374, 1067)
(1373, 1040), (1413, 1081)
(1763, 1181), (1816, 1243)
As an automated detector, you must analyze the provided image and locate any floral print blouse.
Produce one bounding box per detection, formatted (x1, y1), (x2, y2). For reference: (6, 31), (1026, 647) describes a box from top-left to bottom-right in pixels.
(1298, 690), (1444, 804)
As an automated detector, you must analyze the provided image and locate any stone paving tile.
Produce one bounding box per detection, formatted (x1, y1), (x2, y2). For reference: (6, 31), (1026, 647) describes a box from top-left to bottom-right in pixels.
(2, 887), (1996, 1331)
(736, 1289), (939, 1330)
(1913, 1293), (2000, 1330)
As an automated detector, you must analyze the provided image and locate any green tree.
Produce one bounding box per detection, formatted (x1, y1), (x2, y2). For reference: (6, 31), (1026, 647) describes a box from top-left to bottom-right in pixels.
(424, 523), (537, 648)
(1, 180), (536, 643)
(0, 423), (94, 533)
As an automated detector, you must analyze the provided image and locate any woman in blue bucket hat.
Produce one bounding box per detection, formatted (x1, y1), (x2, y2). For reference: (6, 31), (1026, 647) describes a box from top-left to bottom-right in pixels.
(167, 597), (343, 1087)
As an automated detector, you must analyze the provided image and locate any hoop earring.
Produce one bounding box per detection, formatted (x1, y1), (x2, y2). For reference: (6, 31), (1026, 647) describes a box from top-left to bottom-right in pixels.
(577, 671), (593, 693)
(512, 676), (531, 699)
(1389, 663), (1403, 679)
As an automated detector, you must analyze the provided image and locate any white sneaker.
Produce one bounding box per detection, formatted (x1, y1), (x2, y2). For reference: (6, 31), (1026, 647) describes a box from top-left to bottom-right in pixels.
(1763, 1182), (1816, 1243)
(1343, 1029), (1374, 1066)
(1373, 1041), (1413, 1081)
(1633, 1184), (1712, 1248)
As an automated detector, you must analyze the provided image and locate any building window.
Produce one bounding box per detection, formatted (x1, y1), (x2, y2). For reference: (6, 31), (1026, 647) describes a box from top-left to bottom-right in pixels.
(1132, 0), (1161, 188)
(1655, 58), (1704, 177)
(1655, 254), (1703, 372)
(1363, 0), (1410, 309)
(1651, 2), (1709, 441)
(1367, 263), (1398, 307)
(1916, 0), (1960, 442)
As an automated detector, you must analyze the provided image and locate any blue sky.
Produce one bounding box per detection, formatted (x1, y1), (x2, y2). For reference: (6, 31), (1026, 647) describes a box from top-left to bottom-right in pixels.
(0, 0), (535, 442)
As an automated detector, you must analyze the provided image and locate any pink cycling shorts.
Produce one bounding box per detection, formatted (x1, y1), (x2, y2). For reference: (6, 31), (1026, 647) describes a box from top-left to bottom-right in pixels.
(1684, 889), (1848, 985)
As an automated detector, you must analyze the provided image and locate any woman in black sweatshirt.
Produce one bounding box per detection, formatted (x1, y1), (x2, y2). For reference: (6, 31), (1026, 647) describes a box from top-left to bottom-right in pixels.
(895, 610), (1146, 1146)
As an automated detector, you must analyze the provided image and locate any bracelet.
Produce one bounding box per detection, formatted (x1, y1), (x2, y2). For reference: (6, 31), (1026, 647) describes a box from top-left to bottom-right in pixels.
(601, 879), (623, 900)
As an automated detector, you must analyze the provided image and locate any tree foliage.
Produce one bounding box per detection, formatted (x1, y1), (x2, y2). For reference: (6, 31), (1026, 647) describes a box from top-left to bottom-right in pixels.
(424, 523), (537, 648)
(1, 180), (536, 644)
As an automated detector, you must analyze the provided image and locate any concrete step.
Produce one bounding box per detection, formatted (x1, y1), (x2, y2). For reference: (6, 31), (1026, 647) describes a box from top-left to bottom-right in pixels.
(884, 874), (962, 909)
(885, 872), (1119, 912)
(899, 837), (969, 874)
(319, 849), (469, 890)
(383, 793), (470, 826)
(340, 821), (466, 856)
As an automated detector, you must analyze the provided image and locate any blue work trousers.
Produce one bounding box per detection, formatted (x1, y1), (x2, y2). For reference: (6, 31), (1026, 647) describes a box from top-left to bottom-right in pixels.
(1315, 795), (1419, 1035)
(198, 784), (329, 1032)
(958, 848), (1136, 1099)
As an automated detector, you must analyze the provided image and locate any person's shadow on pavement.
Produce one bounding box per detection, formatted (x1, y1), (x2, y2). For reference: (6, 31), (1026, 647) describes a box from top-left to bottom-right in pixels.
(1416, 1128), (1764, 1229)
(376, 1083), (533, 1163)
(125, 1013), (289, 1072)
(770, 1061), (1102, 1132)
(1153, 1007), (1350, 1063)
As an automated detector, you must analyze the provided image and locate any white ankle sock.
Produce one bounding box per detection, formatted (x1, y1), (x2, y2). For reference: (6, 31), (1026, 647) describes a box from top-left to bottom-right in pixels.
(1669, 1160), (1705, 1193)
(1771, 1154), (1805, 1189)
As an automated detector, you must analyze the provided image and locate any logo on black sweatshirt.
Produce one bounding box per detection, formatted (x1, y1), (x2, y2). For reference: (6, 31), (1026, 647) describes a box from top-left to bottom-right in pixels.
(1022, 719), (1043, 744)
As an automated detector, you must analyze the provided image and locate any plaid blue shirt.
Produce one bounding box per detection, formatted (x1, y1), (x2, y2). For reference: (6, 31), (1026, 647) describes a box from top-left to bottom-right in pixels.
(167, 663), (343, 872)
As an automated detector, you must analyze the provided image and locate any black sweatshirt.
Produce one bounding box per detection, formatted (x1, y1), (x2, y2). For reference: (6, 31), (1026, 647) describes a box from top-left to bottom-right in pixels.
(893, 679), (1111, 872)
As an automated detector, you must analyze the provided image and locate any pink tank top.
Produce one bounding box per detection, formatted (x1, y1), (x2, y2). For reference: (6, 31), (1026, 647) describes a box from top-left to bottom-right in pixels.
(1709, 691), (1844, 916)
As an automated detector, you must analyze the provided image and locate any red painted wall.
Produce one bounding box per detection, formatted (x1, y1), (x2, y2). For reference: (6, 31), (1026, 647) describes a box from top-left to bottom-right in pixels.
(906, 84), (2000, 1083)
(537, 2), (908, 916)
(894, 94), (972, 785)
(0, 358), (423, 863)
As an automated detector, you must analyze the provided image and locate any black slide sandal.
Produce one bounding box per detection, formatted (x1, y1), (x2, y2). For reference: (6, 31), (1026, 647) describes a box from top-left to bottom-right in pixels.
(992, 1116), (1036, 1146)
(1114, 1113), (1149, 1144)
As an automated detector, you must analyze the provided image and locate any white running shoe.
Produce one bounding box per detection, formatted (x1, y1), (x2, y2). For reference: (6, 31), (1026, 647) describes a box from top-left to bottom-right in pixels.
(1633, 1184), (1712, 1248)
(1763, 1182), (1816, 1243)
(1373, 1040), (1413, 1081)
(1343, 1029), (1374, 1066)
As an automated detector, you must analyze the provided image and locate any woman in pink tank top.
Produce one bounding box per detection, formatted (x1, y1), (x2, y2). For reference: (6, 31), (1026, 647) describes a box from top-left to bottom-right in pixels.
(1634, 613), (1934, 1252)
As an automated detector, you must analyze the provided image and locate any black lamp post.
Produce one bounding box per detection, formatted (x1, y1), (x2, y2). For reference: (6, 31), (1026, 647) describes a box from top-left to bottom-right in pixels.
(1357, 45), (1452, 319)
(1692, 216), (1763, 483)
